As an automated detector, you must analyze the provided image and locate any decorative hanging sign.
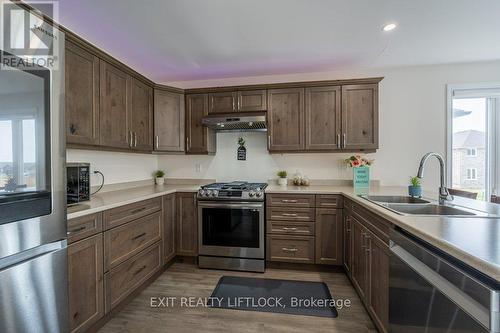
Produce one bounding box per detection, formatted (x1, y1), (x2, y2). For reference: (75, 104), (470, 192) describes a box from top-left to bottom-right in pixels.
(237, 137), (247, 160)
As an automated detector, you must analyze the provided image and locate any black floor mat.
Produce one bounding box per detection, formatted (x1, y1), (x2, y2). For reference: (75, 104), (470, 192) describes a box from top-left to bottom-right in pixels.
(209, 276), (338, 318)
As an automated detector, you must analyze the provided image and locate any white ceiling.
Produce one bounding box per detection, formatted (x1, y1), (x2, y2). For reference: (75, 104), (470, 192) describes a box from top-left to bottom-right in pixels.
(46, 0), (500, 83)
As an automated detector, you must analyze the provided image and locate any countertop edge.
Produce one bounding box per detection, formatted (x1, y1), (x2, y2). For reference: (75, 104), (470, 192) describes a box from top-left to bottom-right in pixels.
(67, 187), (196, 220)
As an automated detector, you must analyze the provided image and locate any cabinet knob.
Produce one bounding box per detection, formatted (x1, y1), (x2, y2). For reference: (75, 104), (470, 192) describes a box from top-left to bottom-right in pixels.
(69, 124), (76, 134)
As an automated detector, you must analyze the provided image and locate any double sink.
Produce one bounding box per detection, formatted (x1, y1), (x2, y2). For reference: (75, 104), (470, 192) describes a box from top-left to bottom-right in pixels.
(360, 195), (498, 218)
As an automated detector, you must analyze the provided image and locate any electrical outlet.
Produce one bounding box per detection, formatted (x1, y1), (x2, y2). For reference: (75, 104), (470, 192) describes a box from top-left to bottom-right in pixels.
(195, 163), (202, 173)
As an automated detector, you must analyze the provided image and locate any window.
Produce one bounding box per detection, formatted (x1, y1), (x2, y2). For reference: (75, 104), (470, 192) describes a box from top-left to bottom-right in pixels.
(0, 116), (37, 191)
(466, 168), (478, 180)
(447, 83), (500, 201)
(466, 148), (477, 156)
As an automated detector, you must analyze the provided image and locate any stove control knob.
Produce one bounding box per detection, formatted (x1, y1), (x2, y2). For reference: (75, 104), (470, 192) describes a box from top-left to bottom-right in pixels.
(212, 190), (219, 196)
(256, 191), (262, 198)
(199, 189), (205, 196)
(249, 191), (255, 197)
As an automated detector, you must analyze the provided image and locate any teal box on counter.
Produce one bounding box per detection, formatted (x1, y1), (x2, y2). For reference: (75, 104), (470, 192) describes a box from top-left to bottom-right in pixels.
(353, 166), (370, 189)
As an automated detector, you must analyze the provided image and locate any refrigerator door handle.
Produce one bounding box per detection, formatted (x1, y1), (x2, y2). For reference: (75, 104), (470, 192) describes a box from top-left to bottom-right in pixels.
(0, 240), (67, 271)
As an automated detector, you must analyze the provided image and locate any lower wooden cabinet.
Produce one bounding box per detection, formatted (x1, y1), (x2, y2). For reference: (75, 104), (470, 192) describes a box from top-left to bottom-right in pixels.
(266, 234), (315, 263)
(104, 242), (162, 313)
(68, 234), (104, 333)
(176, 192), (198, 256)
(351, 217), (369, 299)
(367, 231), (389, 332)
(163, 194), (176, 263)
(343, 212), (353, 275)
(315, 208), (342, 265)
(103, 211), (162, 270)
(347, 206), (389, 333)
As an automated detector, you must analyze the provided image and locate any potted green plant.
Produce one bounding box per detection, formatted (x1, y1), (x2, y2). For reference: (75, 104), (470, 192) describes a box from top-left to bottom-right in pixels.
(277, 170), (288, 186)
(408, 176), (422, 197)
(155, 170), (166, 185)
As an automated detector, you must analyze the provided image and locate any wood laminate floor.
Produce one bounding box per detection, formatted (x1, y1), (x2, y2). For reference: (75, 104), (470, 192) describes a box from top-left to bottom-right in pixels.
(99, 263), (378, 333)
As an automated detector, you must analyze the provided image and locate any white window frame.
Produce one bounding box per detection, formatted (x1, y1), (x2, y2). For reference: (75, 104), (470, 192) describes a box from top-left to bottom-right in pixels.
(446, 82), (500, 200)
(466, 148), (477, 157)
(466, 168), (477, 180)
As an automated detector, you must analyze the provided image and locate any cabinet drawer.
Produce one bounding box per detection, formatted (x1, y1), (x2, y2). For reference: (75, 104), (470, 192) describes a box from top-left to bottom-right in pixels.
(266, 194), (315, 208)
(267, 207), (315, 222)
(103, 197), (162, 230)
(104, 211), (162, 270)
(316, 194), (343, 208)
(266, 235), (315, 263)
(267, 220), (315, 236)
(67, 213), (103, 244)
(104, 242), (161, 313)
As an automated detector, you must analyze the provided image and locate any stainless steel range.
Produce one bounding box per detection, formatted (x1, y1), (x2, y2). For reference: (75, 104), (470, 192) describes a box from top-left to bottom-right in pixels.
(198, 182), (267, 272)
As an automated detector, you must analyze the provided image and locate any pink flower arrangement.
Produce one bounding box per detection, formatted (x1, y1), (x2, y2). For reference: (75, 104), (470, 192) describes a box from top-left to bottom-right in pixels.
(345, 155), (374, 168)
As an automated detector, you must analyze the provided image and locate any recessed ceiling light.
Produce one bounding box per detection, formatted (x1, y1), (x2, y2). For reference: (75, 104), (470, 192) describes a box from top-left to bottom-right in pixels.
(382, 23), (397, 32)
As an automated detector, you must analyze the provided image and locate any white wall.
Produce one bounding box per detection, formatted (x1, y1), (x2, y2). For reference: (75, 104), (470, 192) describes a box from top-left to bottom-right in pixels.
(159, 60), (500, 191)
(66, 149), (158, 185)
(158, 132), (359, 182)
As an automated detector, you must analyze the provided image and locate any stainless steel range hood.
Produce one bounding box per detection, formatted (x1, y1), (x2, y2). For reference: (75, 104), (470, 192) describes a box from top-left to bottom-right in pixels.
(202, 112), (267, 132)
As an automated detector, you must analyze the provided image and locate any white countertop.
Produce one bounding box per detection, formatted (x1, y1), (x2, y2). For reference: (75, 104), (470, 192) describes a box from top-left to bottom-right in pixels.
(67, 184), (200, 219)
(68, 182), (500, 282)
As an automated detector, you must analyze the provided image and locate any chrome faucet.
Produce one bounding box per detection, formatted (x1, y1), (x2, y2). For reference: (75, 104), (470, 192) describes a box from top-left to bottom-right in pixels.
(417, 152), (453, 204)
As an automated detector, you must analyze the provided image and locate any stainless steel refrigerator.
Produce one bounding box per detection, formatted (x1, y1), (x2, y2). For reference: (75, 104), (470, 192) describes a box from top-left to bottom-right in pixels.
(0, 4), (67, 332)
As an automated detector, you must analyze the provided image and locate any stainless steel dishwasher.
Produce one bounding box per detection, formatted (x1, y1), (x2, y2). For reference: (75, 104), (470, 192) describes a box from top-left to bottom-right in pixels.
(389, 228), (499, 333)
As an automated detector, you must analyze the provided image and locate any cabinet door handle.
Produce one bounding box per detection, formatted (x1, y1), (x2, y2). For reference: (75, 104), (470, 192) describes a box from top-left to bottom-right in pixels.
(132, 232), (147, 240)
(282, 227), (298, 231)
(128, 131), (133, 147)
(155, 135), (159, 149)
(67, 225), (86, 235)
(281, 199), (298, 203)
(281, 213), (298, 217)
(282, 247), (298, 252)
(268, 135), (271, 148)
(232, 98), (235, 112)
(130, 207), (146, 215)
(337, 133), (341, 149)
(186, 136), (190, 150)
(134, 132), (138, 147)
(133, 265), (147, 276)
(343, 133), (347, 148)
(237, 96), (241, 111)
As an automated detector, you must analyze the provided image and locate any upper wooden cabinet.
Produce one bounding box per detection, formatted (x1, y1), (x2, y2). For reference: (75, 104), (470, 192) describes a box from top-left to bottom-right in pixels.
(99, 60), (131, 149)
(208, 90), (267, 114)
(342, 84), (379, 150)
(130, 78), (153, 151)
(65, 41), (100, 146)
(185, 94), (216, 154)
(209, 92), (236, 114)
(154, 90), (185, 152)
(238, 90), (267, 112)
(305, 86), (341, 150)
(267, 88), (305, 151)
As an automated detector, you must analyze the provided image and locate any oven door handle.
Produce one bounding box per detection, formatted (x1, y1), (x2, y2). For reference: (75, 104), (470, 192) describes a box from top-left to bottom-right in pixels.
(390, 243), (491, 330)
(198, 202), (264, 209)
